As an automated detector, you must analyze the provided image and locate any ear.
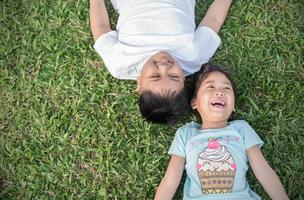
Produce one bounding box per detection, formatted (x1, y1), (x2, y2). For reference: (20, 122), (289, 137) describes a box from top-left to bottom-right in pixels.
(191, 98), (197, 109)
(136, 76), (142, 93)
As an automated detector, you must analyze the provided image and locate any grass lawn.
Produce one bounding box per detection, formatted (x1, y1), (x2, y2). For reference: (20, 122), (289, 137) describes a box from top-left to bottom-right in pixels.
(1, 0), (303, 199)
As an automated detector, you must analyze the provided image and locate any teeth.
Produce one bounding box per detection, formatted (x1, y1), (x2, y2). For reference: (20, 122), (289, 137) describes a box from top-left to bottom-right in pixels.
(211, 101), (225, 106)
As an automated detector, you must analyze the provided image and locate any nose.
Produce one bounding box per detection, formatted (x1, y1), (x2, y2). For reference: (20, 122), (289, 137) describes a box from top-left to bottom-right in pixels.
(156, 60), (173, 69)
(215, 89), (224, 96)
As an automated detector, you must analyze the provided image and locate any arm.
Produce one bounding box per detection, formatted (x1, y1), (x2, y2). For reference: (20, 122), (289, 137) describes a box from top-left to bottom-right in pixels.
(154, 155), (185, 200)
(247, 145), (289, 200)
(89, 0), (112, 41)
(199, 0), (233, 33)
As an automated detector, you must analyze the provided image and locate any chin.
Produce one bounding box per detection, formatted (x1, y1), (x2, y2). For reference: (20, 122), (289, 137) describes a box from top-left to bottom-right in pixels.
(210, 114), (230, 121)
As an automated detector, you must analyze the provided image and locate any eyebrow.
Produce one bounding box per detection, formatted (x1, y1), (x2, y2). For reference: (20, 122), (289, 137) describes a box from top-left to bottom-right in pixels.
(203, 80), (232, 85)
(161, 89), (176, 96)
(223, 81), (232, 85)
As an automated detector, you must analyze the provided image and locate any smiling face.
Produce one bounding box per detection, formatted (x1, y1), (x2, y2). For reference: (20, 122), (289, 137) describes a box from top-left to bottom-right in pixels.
(136, 51), (185, 95)
(192, 71), (235, 129)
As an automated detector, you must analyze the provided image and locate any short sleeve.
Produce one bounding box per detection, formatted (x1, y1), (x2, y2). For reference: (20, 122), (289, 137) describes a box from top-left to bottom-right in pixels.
(93, 31), (118, 54)
(93, 31), (123, 79)
(195, 26), (221, 64)
(93, 31), (118, 77)
(236, 120), (264, 150)
(168, 127), (187, 158)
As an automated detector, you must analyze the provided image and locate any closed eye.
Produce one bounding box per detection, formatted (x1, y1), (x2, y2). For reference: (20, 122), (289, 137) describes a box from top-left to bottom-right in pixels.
(149, 74), (161, 81)
(149, 74), (160, 78)
(224, 87), (232, 90)
(169, 75), (180, 80)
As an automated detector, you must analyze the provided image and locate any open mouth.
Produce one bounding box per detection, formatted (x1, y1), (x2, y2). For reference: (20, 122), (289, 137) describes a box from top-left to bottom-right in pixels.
(158, 57), (174, 63)
(155, 59), (174, 67)
(211, 100), (225, 108)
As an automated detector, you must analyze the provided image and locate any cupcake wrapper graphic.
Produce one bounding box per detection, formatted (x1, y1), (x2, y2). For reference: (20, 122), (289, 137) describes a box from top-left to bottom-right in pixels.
(198, 169), (236, 194)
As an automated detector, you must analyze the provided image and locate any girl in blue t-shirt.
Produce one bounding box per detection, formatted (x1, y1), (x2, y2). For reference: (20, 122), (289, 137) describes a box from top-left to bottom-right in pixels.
(154, 64), (289, 200)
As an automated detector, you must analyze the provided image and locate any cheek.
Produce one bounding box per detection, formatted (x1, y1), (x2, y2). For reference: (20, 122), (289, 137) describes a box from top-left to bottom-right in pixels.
(229, 95), (235, 107)
(172, 64), (183, 74)
(195, 97), (209, 111)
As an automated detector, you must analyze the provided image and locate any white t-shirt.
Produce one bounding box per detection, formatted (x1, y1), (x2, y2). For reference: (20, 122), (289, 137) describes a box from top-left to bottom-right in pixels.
(94, 0), (221, 80)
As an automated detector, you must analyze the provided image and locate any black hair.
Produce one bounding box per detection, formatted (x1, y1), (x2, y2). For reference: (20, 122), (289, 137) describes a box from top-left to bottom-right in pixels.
(194, 63), (236, 98)
(139, 89), (191, 125)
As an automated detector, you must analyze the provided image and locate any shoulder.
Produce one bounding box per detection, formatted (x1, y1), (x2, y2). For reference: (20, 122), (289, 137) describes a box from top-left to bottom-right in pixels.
(229, 120), (264, 148)
(178, 121), (200, 131)
(175, 121), (200, 138)
(229, 120), (252, 130)
(195, 26), (221, 44)
(194, 26), (221, 64)
(229, 120), (256, 136)
(93, 31), (118, 52)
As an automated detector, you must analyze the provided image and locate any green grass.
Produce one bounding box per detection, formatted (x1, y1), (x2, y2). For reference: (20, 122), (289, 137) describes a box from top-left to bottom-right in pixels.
(1, 0), (303, 199)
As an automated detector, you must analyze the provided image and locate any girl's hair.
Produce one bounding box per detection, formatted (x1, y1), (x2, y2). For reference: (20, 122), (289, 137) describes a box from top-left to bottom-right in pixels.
(193, 63), (236, 98)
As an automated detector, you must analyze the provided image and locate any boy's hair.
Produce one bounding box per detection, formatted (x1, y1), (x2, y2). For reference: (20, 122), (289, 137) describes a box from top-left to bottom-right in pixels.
(194, 63), (236, 98)
(139, 90), (191, 125)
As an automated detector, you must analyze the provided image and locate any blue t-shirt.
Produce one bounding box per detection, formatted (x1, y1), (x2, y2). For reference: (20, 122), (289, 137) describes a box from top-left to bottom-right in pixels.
(168, 120), (264, 200)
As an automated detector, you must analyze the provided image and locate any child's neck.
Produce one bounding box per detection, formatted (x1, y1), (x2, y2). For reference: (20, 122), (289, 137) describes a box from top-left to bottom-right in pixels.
(201, 121), (228, 130)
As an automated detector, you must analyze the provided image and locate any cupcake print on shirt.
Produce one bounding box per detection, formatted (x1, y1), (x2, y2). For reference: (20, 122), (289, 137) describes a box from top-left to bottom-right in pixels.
(196, 137), (236, 194)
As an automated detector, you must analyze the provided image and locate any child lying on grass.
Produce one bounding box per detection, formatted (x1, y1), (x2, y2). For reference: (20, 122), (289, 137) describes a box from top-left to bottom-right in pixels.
(154, 64), (289, 200)
(89, 0), (232, 124)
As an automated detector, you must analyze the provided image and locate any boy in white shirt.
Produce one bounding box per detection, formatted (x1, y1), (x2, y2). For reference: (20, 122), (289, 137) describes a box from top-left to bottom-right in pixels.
(90, 0), (232, 124)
